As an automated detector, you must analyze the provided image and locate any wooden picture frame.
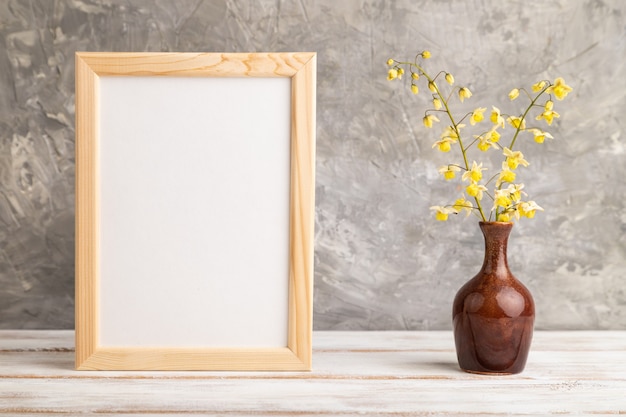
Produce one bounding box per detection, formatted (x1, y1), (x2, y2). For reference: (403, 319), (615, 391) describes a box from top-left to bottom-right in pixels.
(75, 52), (316, 371)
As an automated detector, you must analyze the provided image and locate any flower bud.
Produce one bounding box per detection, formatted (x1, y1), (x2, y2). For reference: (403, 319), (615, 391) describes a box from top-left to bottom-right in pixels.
(458, 87), (472, 102)
(508, 88), (520, 100)
(532, 80), (546, 92)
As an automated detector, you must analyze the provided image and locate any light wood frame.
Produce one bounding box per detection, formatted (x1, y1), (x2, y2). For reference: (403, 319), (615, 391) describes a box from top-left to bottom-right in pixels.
(75, 52), (316, 371)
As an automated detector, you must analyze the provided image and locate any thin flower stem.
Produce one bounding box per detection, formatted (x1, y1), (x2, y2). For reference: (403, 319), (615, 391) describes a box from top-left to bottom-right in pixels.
(508, 84), (551, 150)
(416, 66), (487, 222)
(494, 84), (552, 221)
(396, 59), (487, 221)
(484, 173), (500, 187)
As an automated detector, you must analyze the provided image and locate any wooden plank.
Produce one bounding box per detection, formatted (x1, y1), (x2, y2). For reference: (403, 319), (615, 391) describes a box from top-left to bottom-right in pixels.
(0, 330), (74, 351)
(287, 53), (316, 370)
(74, 53), (100, 370)
(313, 330), (626, 352)
(76, 52), (314, 77)
(3, 330), (626, 352)
(0, 331), (625, 415)
(1, 377), (624, 415)
(1, 349), (625, 381)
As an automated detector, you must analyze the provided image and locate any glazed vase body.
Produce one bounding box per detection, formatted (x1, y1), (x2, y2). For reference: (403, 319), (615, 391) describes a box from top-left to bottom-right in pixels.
(452, 222), (535, 375)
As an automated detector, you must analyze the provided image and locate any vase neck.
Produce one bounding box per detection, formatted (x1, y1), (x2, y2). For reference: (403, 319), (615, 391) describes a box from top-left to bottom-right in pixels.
(479, 222), (512, 276)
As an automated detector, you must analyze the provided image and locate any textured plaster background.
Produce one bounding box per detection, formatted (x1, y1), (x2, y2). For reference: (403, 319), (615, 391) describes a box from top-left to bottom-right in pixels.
(0, 0), (624, 330)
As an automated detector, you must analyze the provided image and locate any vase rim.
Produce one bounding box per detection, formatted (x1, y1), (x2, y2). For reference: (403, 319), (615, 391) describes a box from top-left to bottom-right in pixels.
(479, 221), (513, 229)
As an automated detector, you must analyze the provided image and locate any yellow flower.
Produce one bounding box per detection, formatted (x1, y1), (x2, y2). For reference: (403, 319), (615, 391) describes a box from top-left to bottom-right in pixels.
(411, 72), (419, 80)
(546, 77), (573, 100)
(440, 124), (462, 142)
(532, 80), (547, 92)
(423, 114), (440, 128)
(466, 183), (478, 196)
(453, 198), (473, 216)
(488, 127), (501, 143)
(539, 100), (561, 124)
(386, 58), (394, 66)
(430, 205), (451, 221)
(466, 183), (487, 200)
(527, 128), (554, 144)
(476, 137), (488, 152)
(497, 211), (512, 222)
(422, 50), (431, 59)
(475, 134), (494, 152)
(438, 165), (461, 180)
(428, 81), (437, 92)
(503, 147), (529, 170)
(535, 105), (560, 125)
(432, 138), (454, 152)
(458, 87), (472, 102)
(396, 68), (404, 79)
(507, 116), (526, 130)
(490, 106), (505, 128)
(494, 189), (513, 209)
(470, 107), (487, 126)
(505, 183), (525, 202)
(508, 88), (520, 100)
(519, 200), (544, 218)
(496, 162), (516, 186)
(387, 68), (398, 81)
(411, 84), (419, 95)
(433, 98), (442, 110)
(445, 73), (455, 85)
(462, 161), (486, 183)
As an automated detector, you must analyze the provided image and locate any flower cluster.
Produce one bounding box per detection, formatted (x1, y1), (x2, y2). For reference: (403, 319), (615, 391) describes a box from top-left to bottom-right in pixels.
(387, 51), (572, 222)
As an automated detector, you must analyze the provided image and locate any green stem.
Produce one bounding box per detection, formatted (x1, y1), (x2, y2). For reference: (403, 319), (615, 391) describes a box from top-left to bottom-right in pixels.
(494, 84), (552, 221)
(508, 85), (550, 150)
(415, 64), (487, 222)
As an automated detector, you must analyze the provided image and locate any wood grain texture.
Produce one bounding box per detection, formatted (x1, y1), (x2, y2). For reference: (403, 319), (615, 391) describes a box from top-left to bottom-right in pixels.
(77, 347), (306, 372)
(76, 52), (315, 77)
(1, 331), (625, 415)
(288, 54), (316, 369)
(74, 52), (316, 371)
(74, 54), (99, 369)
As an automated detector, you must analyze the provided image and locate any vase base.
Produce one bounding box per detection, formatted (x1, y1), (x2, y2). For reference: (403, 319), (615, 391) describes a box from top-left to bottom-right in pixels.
(460, 367), (518, 376)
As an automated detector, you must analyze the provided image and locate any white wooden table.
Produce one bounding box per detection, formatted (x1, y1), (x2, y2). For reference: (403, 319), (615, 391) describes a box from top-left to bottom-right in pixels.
(1, 331), (624, 415)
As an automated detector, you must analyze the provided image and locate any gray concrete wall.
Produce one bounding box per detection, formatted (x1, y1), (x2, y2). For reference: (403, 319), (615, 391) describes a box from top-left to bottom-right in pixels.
(0, 0), (624, 330)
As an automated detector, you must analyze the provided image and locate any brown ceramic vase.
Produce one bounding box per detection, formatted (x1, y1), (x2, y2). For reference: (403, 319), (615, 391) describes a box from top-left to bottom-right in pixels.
(452, 221), (534, 375)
